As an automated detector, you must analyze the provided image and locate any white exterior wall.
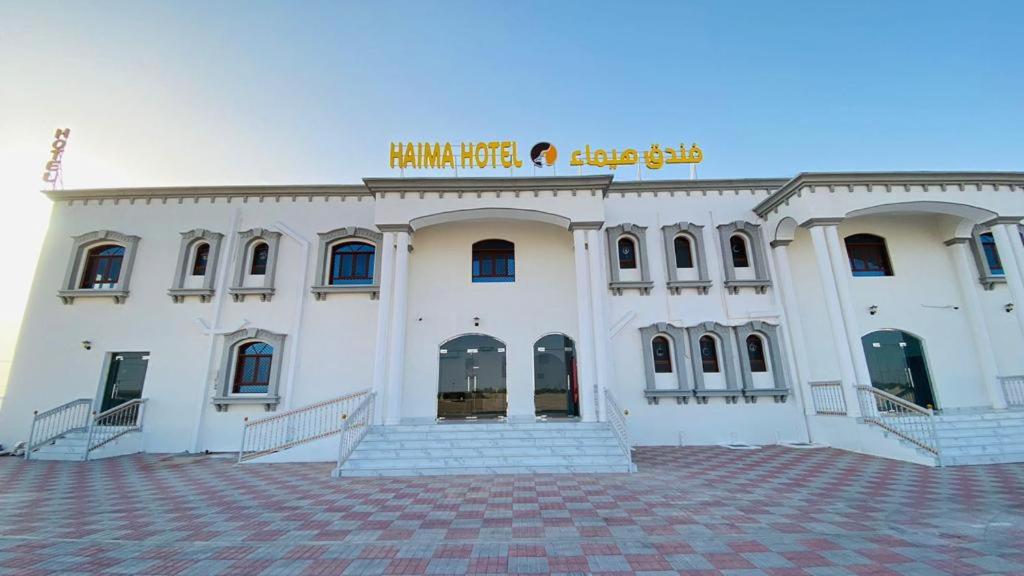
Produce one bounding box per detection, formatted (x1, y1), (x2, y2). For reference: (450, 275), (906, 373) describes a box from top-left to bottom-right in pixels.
(2, 173), (1021, 458)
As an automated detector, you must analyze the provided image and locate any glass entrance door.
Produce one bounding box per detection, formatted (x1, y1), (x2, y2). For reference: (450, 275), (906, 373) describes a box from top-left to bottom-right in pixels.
(101, 352), (149, 412)
(861, 330), (936, 409)
(437, 335), (507, 420)
(533, 334), (579, 418)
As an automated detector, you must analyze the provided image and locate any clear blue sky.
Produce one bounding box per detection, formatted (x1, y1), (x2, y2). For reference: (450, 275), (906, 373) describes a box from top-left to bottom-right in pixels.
(0, 1), (1022, 389)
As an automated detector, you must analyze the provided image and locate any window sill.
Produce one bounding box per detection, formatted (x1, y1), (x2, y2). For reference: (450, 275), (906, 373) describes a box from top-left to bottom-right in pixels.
(212, 395), (280, 412)
(311, 284), (380, 300)
(978, 275), (1006, 291)
(644, 389), (692, 405)
(168, 288), (215, 303)
(694, 388), (742, 404)
(228, 287), (275, 302)
(609, 281), (654, 296)
(742, 387), (790, 403)
(723, 279), (771, 295)
(667, 280), (712, 295)
(58, 288), (129, 305)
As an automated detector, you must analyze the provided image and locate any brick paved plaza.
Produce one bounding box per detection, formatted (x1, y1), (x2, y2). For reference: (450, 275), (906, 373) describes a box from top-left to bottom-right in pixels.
(1, 446), (1023, 575)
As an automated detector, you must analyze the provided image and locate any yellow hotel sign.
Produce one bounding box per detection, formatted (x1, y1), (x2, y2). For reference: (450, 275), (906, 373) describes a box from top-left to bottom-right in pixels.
(389, 140), (702, 170)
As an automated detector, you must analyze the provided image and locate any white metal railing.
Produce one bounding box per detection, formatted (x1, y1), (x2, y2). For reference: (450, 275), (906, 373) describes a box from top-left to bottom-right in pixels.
(604, 390), (633, 465)
(25, 399), (92, 460)
(810, 381), (847, 415)
(239, 389), (373, 463)
(1001, 375), (1024, 407)
(856, 385), (938, 455)
(334, 391), (376, 473)
(86, 399), (147, 458)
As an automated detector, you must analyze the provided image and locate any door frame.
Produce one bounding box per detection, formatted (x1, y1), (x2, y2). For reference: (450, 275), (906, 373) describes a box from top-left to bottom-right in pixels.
(435, 333), (508, 421)
(532, 332), (580, 419)
(860, 328), (939, 409)
(95, 351), (150, 413)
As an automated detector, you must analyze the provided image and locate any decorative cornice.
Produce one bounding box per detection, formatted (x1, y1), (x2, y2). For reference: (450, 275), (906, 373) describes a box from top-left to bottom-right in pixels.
(376, 224), (414, 233)
(982, 216), (1024, 227)
(610, 178), (788, 194)
(769, 239), (793, 248)
(568, 221), (604, 231)
(362, 175), (613, 196)
(754, 172), (1024, 217)
(943, 237), (970, 246)
(45, 184), (370, 203)
(800, 217), (845, 228)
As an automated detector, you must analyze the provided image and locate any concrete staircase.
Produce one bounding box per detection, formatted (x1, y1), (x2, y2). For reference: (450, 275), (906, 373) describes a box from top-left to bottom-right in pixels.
(28, 426), (140, 461)
(335, 421), (635, 477)
(936, 410), (1024, 466)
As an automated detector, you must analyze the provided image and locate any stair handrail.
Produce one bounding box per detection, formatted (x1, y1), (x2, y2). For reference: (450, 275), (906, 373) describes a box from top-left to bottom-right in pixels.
(334, 391), (376, 473)
(1000, 375), (1024, 408)
(25, 398), (93, 460)
(239, 389), (373, 463)
(855, 385), (939, 455)
(85, 398), (147, 459)
(604, 389), (633, 464)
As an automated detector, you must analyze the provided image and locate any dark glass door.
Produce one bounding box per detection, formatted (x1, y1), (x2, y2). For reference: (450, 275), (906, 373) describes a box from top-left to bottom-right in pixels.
(437, 335), (506, 420)
(861, 331), (936, 409)
(533, 334), (579, 418)
(101, 352), (149, 412)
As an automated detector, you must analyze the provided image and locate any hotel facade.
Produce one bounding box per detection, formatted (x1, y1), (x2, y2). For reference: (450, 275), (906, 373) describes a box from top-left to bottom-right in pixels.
(4, 172), (1024, 473)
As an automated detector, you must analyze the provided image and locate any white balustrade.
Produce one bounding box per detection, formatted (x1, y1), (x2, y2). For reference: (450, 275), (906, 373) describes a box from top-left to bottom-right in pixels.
(25, 399), (92, 460)
(809, 381), (847, 415)
(1001, 376), (1024, 408)
(855, 385), (938, 455)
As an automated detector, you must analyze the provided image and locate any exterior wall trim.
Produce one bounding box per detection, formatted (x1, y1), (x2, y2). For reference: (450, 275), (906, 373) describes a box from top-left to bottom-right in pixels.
(969, 225), (1009, 290)
(212, 328), (287, 412)
(58, 230), (141, 304)
(168, 229), (223, 303)
(311, 227), (383, 300)
(661, 222), (711, 294)
(717, 222), (771, 294)
(687, 321), (741, 403)
(638, 322), (691, 404)
(605, 224), (653, 295)
(734, 321), (790, 403)
(228, 229), (282, 302)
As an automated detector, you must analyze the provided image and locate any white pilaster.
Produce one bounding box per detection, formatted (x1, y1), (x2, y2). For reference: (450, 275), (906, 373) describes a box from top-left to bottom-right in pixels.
(990, 222), (1024, 338)
(1006, 223), (1024, 283)
(947, 238), (1005, 409)
(572, 227), (598, 422)
(586, 228), (611, 421)
(823, 225), (873, 388)
(370, 231), (396, 424)
(384, 229), (411, 425)
(771, 241), (814, 416)
(807, 223), (861, 416)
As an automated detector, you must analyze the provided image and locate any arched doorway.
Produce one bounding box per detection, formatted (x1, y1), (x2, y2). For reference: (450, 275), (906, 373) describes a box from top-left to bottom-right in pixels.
(861, 330), (937, 409)
(533, 334), (579, 418)
(437, 334), (507, 420)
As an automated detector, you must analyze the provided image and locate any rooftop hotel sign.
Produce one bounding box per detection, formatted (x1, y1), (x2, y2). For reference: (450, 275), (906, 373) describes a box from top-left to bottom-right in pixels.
(389, 140), (702, 171)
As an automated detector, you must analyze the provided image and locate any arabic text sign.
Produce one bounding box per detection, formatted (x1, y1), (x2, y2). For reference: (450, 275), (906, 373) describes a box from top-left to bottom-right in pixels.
(389, 141), (703, 171)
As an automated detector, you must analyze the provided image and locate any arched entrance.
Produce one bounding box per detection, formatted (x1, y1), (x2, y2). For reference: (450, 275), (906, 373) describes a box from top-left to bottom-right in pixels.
(437, 334), (507, 420)
(533, 334), (579, 418)
(861, 330), (937, 409)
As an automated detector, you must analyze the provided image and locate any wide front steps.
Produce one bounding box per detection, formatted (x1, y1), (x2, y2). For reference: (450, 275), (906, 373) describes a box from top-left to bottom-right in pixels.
(935, 410), (1024, 466)
(335, 421), (635, 477)
(28, 426), (137, 461)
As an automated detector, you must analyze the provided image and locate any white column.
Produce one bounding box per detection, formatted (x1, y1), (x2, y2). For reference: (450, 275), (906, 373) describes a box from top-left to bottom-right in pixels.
(572, 227), (598, 422)
(947, 238), (1005, 409)
(370, 231), (396, 424)
(1006, 222), (1024, 283)
(807, 224), (862, 416)
(586, 228), (611, 421)
(990, 222), (1024, 337)
(823, 225), (873, 387)
(384, 229), (411, 425)
(771, 241), (814, 416)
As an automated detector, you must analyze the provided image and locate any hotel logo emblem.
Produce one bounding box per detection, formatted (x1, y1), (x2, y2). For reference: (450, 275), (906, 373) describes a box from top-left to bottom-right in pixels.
(530, 142), (557, 168)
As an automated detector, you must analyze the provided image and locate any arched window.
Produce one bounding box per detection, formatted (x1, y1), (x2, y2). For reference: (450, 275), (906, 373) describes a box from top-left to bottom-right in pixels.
(233, 341), (274, 394)
(618, 237), (637, 269)
(472, 239), (515, 282)
(845, 234), (893, 277)
(673, 236), (694, 268)
(980, 233), (1003, 275)
(652, 336), (672, 373)
(191, 243), (210, 276)
(746, 335), (767, 372)
(330, 242), (375, 285)
(730, 235), (750, 268)
(250, 242), (269, 275)
(80, 245), (125, 289)
(699, 335), (720, 373)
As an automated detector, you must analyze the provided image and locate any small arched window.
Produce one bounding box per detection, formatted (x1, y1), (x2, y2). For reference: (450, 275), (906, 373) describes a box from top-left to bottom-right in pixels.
(845, 234), (893, 277)
(330, 242), (375, 285)
(652, 336), (672, 373)
(191, 243), (210, 276)
(472, 239), (515, 282)
(80, 245), (125, 289)
(746, 335), (768, 372)
(250, 242), (269, 275)
(730, 235), (750, 268)
(674, 236), (694, 268)
(980, 233), (1003, 275)
(618, 237), (637, 269)
(233, 341), (274, 394)
(699, 335), (720, 373)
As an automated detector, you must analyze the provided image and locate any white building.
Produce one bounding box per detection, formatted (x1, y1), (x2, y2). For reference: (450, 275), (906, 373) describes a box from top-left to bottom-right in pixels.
(4, 172), (1024, 472)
